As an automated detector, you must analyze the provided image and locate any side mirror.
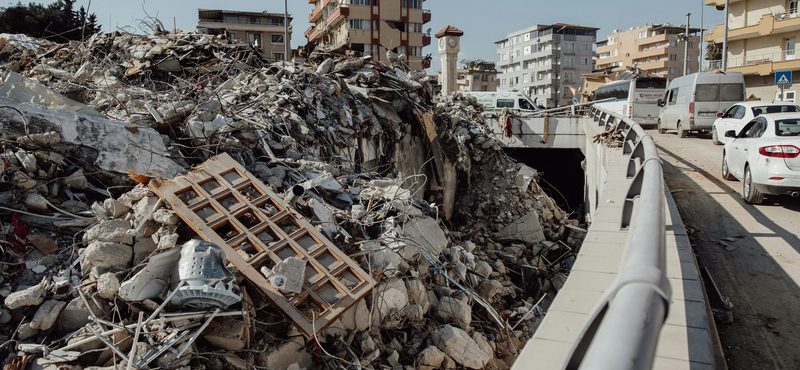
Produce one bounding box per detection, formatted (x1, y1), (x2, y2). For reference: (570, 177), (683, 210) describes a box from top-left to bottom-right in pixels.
(657, 99), (663, 107)
(724, 130), (736, 138)
(717, 112), (724, 118)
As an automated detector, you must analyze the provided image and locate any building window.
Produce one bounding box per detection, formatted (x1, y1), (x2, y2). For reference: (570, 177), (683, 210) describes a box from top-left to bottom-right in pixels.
(581, 43), (589, 51)
(409, 22), (423, 33)
(565, 72), (575, 82)
(350, 0), (371, 4)
(227, 31), (237, 40)
(348, 19), (371, 30)
(409, 46), (422, 57)
(473, 74), (481, 81)
(565, 57), (574, 67)
(516, 50), (521, 57)
(502, 53), (508, 61)
(688, 68), (693, 73)
(267, 18), (284, 26)
(625, 53), (630, 57)
(248, 33), (261, 46)
(566, 43), (574, 53)
(225, 16), (239, 23)
(791, 0), (799, 14)
(687, 55), (693, 61)
(669, 67), (678, 74)
(688, 41), (694, 48)
(247, 17), (261, 25)
(670, 40), (678, 47)
(272, 34), (284, 43)
(524, 46), (531, 55)
(670, 54), (678, 61)
(273, 53), (285, 60)
(402, 0), (422, 9)
(639, 31), (647, 39)
(582, 57), (589, 65)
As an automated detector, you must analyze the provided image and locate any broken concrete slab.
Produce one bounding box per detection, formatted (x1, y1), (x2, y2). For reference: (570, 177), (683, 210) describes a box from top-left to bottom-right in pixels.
(435, 296), (472, 327)
(4, 280), (46, 309)
(96, 272), (120, 299)
(81, 241), (132, 271)
(405, 278), (431, 314)
(29, 299), (67, 330)
(271, 256), (305, 294)
(371, 278), (409, 328)
(103, 198), (130, 218)
(494, 211), (546, 245)
(205, 317), (248, 350)
(476, 279), (504, 301)
(82, 219), (134, 245)
(339, 298), (369, 332)
(57, 294), (107, 333)
(433, 325), (491, 369)
(402, 216), (449, 257)
(417, 345), (446, 370)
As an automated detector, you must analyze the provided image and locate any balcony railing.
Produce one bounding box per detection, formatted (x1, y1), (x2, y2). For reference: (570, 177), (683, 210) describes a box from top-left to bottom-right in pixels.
(702, 49), (798, 71)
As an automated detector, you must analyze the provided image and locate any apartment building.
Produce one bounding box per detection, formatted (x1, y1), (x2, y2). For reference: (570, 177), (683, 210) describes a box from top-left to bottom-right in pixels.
(496, 23), (597, 108)
(197, 9), (292, 60)
(455, 60), (500, 92)
(704, 0), (800, 100)
(304, 0), (432, 69)
(595, 24), (701, 80)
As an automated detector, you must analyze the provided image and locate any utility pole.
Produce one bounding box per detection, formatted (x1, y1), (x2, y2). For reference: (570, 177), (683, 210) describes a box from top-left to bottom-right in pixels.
(700, 0), (704, 72)
(722, 0), (730, 71)
(284, 0), (289, 62)
(684, 13), (691, 76)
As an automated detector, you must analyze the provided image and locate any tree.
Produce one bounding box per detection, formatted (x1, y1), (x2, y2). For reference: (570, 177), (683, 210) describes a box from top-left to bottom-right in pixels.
(0, 0), (101, 41)
(706, 42), (723, 61)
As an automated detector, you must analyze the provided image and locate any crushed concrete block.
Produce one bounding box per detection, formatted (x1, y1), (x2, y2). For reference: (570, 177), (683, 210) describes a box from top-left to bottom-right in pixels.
(472, 332), (494, 361)
(402, 216), (448, 257)
(416, 345), (446, 370)
(433, 325), (491, 369)
(24, 193), (48, 211)
(0, 308), (11, 324)
(82, 241), (132, 271)
(339, 298), (369, 331)
(82, 219), (133, 245)
(133, 196), (161, 221)
(15, 150), (38, 173)
(264, 339), (313, 370)
(97, 272), (120, 299)
(152, 208), (179, 225)
(29, 299), (67, 330)
(404, 304), (424, 321)
(133, 235), (157, 265)
(371, 278), (409, 328)
(17, 322), (38, 340)
(364, 240), (404, 276)
(404, 278), (430, 314)
(442, 355), (456, 369)
(474, 261), (493, 279)
(58, 294), (107, 332)
(271, 257), (305, 293)
(435, 296), (472, 327)
(494, 211), (545, 244)
(205, 317), (248, 350)
(64, 169), (88, 189)
(361, 348), (381, 365)
(12, 171), (38, 191)
(476, 279), (504, 301)
(103, 198), (130, 218)
(156, 233), (179, 249)
(4, 281), (46, 309)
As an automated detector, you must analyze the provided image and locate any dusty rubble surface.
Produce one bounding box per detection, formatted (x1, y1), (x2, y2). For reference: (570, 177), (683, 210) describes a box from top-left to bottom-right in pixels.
(0, 31), (586, 370)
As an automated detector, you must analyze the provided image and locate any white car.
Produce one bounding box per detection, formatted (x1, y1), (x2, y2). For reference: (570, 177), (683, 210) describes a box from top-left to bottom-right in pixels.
(721, 113), (800, 204)
(711, 101), (800, 145)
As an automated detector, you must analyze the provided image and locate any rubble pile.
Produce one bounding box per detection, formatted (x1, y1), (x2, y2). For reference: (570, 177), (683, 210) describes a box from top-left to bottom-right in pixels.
(0, 31), (585, 370)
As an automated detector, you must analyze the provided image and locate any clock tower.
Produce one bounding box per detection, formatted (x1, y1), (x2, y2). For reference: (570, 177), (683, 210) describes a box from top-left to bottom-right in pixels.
(435, 25), (464, 96)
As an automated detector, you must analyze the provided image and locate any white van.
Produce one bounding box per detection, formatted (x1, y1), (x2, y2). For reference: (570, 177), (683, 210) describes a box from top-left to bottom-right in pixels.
(462, 91), (540, 114)
(657, 71), (746, 138)
(588, 77), (667, 124)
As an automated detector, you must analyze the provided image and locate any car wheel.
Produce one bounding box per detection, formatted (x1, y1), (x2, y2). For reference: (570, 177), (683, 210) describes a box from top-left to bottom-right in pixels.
(721, 151), (735, 180)
(743, 166), (764, 204)
(657, 119), (667, 134)
(677, 121), (688, 138)
(711, 127), (721, 145)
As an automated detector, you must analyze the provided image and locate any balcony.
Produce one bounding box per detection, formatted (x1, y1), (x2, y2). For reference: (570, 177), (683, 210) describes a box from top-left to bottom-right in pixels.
(422, 35), (431, 46)
(702, 49), (800, 76)
(327, 4), (349, 27)
(423, 9), (431, 23)
(706, 11), (800, 43)
(309, 6), (323, 22)
(637, 60), (668, 70)
(637, 46), (668, 59)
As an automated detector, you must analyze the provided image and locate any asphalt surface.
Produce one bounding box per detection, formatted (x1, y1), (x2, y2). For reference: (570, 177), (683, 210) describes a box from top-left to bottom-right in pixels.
(650, 127), (800, 370)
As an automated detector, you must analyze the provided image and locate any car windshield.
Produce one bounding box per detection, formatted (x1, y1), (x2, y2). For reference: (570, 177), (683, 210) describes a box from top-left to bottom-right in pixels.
(775, 119), (800, 136)
(752, 105), (800, 116)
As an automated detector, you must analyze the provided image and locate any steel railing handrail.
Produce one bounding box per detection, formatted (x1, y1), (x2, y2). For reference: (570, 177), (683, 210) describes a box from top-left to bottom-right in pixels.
(561, 106), (671, 370)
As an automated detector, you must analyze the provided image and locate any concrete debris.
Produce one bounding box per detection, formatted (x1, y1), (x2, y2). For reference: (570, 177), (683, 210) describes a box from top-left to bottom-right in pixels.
(0, 29), (585, 370)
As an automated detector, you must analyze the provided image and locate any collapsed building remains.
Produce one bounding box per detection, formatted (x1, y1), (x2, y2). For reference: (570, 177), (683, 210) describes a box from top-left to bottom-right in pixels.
(0, 31), (586, 370)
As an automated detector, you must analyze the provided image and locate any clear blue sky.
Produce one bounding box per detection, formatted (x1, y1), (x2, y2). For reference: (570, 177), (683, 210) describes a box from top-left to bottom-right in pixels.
(68, 0), (724, 72)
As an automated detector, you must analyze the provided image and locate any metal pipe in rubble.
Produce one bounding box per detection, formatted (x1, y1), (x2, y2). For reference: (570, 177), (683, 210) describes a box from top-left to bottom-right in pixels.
(284, 185), (305, 206)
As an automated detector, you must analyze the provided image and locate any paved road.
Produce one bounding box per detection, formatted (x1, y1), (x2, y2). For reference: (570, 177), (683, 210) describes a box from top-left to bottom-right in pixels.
(650, 129), (800, 370)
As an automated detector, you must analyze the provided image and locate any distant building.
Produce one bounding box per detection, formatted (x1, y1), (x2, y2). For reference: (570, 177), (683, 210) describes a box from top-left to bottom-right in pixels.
(197, 9), (292, 61)
(595, 24), (700, 80)
(455, 60), (499, 92)
(704, 0), (800, 101)
(305, 0), (432, 69)
(496, 23), (598, 107)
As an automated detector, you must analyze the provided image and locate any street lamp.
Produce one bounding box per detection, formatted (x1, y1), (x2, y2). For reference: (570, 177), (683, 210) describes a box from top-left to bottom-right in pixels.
(722, 0), (729, 71)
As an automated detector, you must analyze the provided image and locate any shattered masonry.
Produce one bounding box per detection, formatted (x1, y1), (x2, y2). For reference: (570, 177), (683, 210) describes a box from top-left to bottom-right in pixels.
(0, 29), (585, 370)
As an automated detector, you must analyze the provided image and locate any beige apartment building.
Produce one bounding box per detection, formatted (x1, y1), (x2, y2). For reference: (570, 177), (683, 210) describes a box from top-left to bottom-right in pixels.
(197, 9), (292, 60)
(455, 60), (500, 92)
(304, 0), (432, 69)
(596, 24), (701, 80)
(704, 0), (800, 100)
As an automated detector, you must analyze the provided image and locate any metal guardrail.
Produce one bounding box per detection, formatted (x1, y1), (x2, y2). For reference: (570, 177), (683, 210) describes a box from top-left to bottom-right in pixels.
(523, 98), (617, 117)
(561, 106), (671, 370)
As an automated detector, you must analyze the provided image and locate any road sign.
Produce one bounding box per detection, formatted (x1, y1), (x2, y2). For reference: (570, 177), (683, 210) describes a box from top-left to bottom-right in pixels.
(572, 97), (579, 105)
(775, 71), (792, 85)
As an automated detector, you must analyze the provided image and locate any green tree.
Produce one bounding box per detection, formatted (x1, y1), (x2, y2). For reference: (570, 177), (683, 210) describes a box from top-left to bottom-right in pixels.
(0, 0), (101, 41)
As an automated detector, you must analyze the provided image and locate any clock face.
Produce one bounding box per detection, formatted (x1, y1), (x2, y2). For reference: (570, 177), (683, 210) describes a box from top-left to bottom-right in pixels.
(439, 38), (446, 49)
(448, 37), (458, 48)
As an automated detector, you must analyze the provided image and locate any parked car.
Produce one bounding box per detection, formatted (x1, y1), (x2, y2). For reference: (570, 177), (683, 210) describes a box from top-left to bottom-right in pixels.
(657, 71), (745, 138)
(711, 102), (800, 145)
(721, 113), (800, 204)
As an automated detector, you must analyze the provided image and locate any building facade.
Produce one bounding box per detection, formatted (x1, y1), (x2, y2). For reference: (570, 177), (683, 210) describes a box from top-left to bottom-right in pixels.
(197, 9), (292, 61)
(704, 0), (800, 101)
(595, 24), (701, 80)
(496, 23), (597, 108)
(305, 0), (432, 69)
(455, 60), (499, 92)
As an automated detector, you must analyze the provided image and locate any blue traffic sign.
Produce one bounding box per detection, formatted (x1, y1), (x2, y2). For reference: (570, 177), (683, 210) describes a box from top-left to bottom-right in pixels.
(775, 71), (792, 85)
